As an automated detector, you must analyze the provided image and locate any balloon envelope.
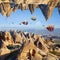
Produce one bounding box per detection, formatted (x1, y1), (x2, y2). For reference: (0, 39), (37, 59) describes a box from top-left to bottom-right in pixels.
(46, 25), (54, 32)
(31, 16), (36, 21)
(22, 21), (28, 25)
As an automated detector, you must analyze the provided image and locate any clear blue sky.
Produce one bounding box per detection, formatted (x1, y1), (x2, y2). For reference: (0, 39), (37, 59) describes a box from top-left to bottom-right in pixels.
(0, 8), (60, 30)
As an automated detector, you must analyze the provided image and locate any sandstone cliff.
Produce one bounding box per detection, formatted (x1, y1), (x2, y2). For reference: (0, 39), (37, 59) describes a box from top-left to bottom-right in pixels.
(0, 31), (59, 60)
(0, 0), (60, 20)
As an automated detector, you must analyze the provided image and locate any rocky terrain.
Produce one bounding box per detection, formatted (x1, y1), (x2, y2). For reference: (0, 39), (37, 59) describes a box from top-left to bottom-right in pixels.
(0, 30), (60, 60)
(0, 0), (60, 60)
(0, 0), (60, 20)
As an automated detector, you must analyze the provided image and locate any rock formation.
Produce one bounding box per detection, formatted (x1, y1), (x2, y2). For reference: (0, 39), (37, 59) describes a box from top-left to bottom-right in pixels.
(0, 0), (60, 20)
(16, 41), (42, 60)
(0, 39), (11, 60)
(0, 31), (59, 60)
(0, 31), (14, 45)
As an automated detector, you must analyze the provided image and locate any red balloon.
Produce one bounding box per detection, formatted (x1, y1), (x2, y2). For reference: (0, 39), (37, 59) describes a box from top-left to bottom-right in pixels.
(46, 25), (54, 32)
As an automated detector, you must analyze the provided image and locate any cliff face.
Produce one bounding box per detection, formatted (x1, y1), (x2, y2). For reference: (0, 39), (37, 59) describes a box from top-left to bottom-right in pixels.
(0, 0), (51, 4)
(0, 31), (59, 60)
(0, 0), (60, 20)
(0, 31), (14, 45)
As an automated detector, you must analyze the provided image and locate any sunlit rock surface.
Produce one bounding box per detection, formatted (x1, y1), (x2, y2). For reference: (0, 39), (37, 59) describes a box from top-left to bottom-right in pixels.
(0, 31), (14, 45)
(0, 0), (60, 20)
(0, 31), (60, 60)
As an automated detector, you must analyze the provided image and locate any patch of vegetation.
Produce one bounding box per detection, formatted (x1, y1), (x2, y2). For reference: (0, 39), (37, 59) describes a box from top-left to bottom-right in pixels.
(7, 45), (20, 50)
(50, 51), (60, 56)
(1, 0), (5, 1)
(5, 49), (20, 60)
(54, 40), (60, 44)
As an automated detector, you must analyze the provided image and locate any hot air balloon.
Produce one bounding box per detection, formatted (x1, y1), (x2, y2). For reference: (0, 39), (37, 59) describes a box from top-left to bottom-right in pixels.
(31, 16), (36, 21)
(46, 25), (54, 32)
(21, 21), (28, 25)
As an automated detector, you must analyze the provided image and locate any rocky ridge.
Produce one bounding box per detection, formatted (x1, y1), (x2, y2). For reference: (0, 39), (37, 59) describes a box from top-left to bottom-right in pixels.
(0, 30), (60, 60)
(0, 0), (60, 20)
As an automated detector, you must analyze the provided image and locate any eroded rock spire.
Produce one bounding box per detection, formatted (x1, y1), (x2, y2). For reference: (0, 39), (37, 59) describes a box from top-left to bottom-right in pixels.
(0, 0), (60, 20)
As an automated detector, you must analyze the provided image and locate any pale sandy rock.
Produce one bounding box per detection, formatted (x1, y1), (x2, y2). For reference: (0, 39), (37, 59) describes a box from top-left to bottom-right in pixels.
(33, 34), (49, 53)
(0, 31), (59, 60)
(57, 2), (60, 14)
(47, 53), (58, 60)
(13, 4), (19, 12)
(0, 0), (60, 20)
(0, 44), (10, 60)
(11, 31), (26, 44)
(3, 32), (14, 45)
(0, 31), (14, 45)
(0, 4), (6, 16)
(16, 41), (42, 60)
(12, 0), (24, 4)
(11, 32), (22, 43)
(20, 4), (29, 10)
(0, 31), (60, 60)
(0, 3), (13, 17)
(0, 40), (10, 55)
(0, 46), (10, 55)
(28, 4), (34, 14)
(6, 7), (13, 17)
(39, 0), (59, 20)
